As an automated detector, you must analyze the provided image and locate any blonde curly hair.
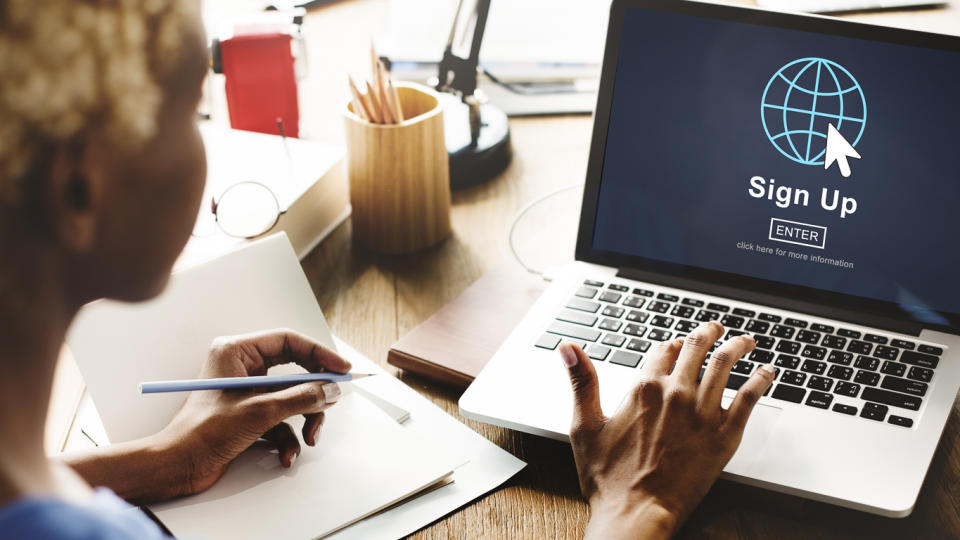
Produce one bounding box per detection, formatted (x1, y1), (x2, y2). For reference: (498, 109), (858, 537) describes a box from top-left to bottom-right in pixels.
(0, 0), (201, 202)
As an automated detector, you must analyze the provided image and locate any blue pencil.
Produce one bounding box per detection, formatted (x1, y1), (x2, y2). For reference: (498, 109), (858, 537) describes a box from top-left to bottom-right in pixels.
(139, 372), (374, 394)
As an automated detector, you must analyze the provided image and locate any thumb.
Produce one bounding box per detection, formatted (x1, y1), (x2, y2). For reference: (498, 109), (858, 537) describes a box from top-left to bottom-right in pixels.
(559, 343), (604, 438)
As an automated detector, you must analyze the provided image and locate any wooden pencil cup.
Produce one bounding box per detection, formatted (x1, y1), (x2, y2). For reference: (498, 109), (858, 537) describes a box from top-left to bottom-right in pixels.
(344, 82), (452, 254)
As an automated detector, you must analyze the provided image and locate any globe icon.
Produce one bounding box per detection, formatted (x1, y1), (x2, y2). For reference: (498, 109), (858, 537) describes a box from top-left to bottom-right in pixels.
(761, 58), (866, 166)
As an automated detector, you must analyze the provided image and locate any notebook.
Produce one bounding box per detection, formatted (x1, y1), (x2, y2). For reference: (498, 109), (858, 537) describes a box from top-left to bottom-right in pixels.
(66, 233), (465, 539)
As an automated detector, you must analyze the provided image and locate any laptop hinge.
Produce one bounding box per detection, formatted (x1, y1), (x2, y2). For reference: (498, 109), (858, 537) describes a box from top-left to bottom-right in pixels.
(616, 267), (924, 336)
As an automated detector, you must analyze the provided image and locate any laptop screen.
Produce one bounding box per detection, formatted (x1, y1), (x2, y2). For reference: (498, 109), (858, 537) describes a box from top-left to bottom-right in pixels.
(581, 2), (960, 329)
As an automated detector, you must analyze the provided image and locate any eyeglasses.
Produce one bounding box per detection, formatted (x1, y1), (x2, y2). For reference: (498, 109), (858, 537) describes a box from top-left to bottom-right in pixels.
(192, 181), (285, 239)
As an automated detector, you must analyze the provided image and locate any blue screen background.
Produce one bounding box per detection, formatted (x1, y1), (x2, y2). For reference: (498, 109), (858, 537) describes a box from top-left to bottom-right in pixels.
(592, 8), (960, 320)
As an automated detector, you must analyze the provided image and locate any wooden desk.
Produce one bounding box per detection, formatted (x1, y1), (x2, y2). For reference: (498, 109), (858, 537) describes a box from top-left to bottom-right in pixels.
(229, 1), (960, 537)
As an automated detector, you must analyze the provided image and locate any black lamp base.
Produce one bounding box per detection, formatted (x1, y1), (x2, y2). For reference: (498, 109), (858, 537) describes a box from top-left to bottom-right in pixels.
(441, 95), (512, 190)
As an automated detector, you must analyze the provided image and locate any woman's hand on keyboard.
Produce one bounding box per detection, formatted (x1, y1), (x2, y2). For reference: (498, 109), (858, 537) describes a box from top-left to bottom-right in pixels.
(559, 321), (775, 540)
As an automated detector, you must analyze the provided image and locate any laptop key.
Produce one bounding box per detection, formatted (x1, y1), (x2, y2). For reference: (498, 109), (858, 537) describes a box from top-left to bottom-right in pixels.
(695, 309), (720, 322)
(626, 310), (649, 323)
(675, 320), (700, 333)
(647, 301), (670, 313)
(796, 330), (821, 344)
(724, 373), (750, 390)
(745, 320), (770, 334)
(847, 340), (873, 355)
(575, 286), (598, 299)
(706, 302), (730, 313)
(881, 361), (906, 376)
(864, 333), (888, 344)
(608, 284), (629, 292)
(732, 308), (756, 318)
(900, 350), (939, 369)
(881, 376), (928, 397)
(805, 391), (833, 409)
(671, 305), (695, 319)
(854, 356), (880, 371)
(535, 334), (562, 350)
(598, 291), (622, 303)
(567, 298), (601, 313)
(781, 370), (806, 386)
(861, 402), (888, 421)
(755, 336), (776, 349)
(624, 324), (647, 337)
(771, 384), (805, 403)
(784, 318), (808, 328)
(623, 296), (645, 308)
(584, 279), (604, 287)
(749, 350), (775, 363)
(657, 293), (679, 302)
(800, 360), (826, 375)
(822, 335), (847, 350)
(918, 345), (943, 355)
(827, 350), (854, 366)
(601, 306), (625, 318)
(632, 288), (654, 297)
(602, 334), (626, 347)
(609, 350), (642, 368)
(891, 339), (916, 350)
(875, 346), (899, 360)
(807, 376), (833, 392)
(854, 370), (880, 386)
(833, 403), (857, 415)
(770, 325), (795, 339)
(775, 340), (801, 355)
(888, 415), (914, 428)
(731, 361), (754, 375)
(648, 329), (672, 341)
(650, 315), (674, 328)
(682, 298), (704, 307)
(547, 322), (601, 342)
(586, 345), (611, 361)
(598, 319), (622, 332)
(834, 381), (861, 397)
(626, 339), (651, 353)
(758, 313), (782, 323)
(827, 365), (853, 381)
(775, 355), (799, 369)
(907, 366), (933, 383)
(837, 328), (861, 339)
(811, 323), (835, 333)
(862, 388), (921, 411)
(556, 310), (598, 327)
(801, 345), (826, 360)
(720, 315), (745, 329)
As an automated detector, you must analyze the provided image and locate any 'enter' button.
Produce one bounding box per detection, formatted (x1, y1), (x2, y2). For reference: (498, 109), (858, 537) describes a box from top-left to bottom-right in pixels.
(768, 218), (827, 249)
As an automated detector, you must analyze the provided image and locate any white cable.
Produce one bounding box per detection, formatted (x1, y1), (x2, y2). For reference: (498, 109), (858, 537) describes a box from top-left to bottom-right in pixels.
(508, 183), (585, 276)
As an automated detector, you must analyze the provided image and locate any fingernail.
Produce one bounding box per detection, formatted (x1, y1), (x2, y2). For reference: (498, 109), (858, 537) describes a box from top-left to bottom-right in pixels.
(744, 333), (756, 343)
(322, 383), (341, 403)
(559, 345), (578, 368)
(760, 364), (776, 376)
(313, 422), (322, 443)
(289, 451), (298, 467)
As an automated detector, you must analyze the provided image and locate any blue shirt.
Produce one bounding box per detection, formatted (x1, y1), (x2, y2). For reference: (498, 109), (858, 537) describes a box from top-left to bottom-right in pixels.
(0, 488), (168, 539)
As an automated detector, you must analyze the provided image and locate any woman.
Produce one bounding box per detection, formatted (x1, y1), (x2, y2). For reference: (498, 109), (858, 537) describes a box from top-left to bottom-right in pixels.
(0, 1), (774, 538)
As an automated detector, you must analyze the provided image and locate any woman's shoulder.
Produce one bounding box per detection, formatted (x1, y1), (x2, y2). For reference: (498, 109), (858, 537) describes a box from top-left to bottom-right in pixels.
(0, 488), (168, 540)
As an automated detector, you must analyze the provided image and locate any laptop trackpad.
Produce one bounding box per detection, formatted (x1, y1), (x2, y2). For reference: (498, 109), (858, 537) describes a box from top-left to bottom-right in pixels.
(722, 400), (782, 474)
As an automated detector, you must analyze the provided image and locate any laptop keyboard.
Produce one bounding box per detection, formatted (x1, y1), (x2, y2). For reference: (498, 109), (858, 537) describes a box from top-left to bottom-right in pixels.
(535, 278), (947, 429)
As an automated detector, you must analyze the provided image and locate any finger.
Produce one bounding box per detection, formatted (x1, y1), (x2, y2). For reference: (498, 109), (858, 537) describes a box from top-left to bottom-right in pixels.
(559, 343), (605, 438)
(222, 329), (352, 375)
(262, 422), (302, 467)
(246, 381), (341, 426)
(697, 335), (757, 408)
(672, 321), (724, 383)
(302, 412), (326, 446)
(725, 364), (776, 431)
(639, 337), (684, 376)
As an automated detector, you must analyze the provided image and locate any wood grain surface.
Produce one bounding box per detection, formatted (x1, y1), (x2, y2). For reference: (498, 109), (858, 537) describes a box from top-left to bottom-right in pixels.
(254, 0), (960, 537)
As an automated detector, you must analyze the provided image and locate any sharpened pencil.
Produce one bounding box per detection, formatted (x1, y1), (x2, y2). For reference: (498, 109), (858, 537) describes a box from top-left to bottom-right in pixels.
(140, 372), (375, 394)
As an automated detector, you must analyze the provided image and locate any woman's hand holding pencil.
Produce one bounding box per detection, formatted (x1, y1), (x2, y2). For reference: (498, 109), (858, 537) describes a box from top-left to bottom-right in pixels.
(348, 43), (404, 124)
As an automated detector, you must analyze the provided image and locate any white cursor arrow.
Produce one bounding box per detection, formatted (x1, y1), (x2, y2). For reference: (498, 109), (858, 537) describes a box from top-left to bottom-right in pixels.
(824, 123), (861, 178)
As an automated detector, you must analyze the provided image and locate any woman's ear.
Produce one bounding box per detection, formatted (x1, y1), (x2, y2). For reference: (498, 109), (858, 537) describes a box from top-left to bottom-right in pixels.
(45, 141), (105, 253)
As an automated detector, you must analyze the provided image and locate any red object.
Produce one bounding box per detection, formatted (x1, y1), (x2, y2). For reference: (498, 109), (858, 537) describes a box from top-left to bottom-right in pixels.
(220, 33), (300, 138)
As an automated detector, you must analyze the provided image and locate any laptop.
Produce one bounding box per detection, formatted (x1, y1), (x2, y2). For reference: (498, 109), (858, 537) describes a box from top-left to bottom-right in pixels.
(460, 0), (960, 517)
